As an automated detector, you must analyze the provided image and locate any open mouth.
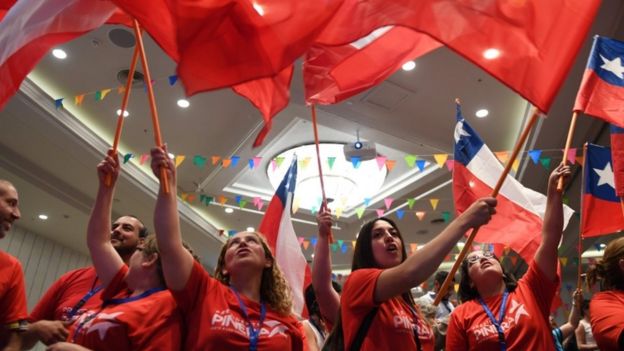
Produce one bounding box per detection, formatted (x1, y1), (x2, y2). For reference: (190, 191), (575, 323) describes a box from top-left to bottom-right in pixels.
(236, 247), (251, 255)
(386, 243), (398, 253)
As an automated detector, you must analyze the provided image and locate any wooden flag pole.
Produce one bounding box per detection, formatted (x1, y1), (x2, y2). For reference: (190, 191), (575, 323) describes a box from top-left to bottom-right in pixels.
(434, 108), (541, 306)
(105, 44), (140, 187)
(557, 111), (579, 191)
(310, 105), (334, 243)
(132, 19), (169, 193)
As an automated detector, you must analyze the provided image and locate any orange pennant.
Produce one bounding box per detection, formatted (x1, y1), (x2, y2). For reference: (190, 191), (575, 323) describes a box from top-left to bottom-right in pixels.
(218, 196), (228, 205)
(415, 211), (425, 220)
(74, 94), (85, 106)
(211, 156), (221, 165)
(385, 160), (396, 172)
(222, 159), (232, 168)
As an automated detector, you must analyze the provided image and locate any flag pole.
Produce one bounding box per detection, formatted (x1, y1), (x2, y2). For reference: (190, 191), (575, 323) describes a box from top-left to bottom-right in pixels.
(578, 143), (588, 290)
(434, 107), (541, 306)
(310, 105), (334, 243)
(132, 19), (169, 193)
(557, 111), (579, 191)
(105, 44), (140, 187)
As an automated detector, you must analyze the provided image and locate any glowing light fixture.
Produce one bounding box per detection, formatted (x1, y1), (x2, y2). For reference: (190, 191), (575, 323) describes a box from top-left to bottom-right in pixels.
(402, 61), (416, 71)
(483, 48), (500, 60)
(52, 49), (67, 59)
(475, 109), (489, 118)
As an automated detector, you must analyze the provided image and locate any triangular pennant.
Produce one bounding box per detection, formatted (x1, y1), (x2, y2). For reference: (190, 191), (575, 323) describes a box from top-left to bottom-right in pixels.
(222, 159), (232, 168)
(384, 198), (393, 210)
(559, 257), (568, 267)
(445, 159), (454, 171)
(54, 98), (64, 109)
(385, 160), (396, 172)
(187, 194), (196, 203)
(540, 157), (551, 169)
(168, 75), (178, 86)
(415, 160), (427, 172)
(415, 211), (425, 221)
(235, 195), (242, 204)
(300, 157), (311, 170)
(228, 230), (237, 237)
(429, 198), (439, 210)
(117, 86), (125, 94)
(410, 243), (418, 253)
(193, 155), (207, 168)
(404, 154), (417, 168)
(511, 159), (520, 173)
(303, 241), (310, 250)
(100, 89), (111, 100)
(123, 153), (133, 164)
(363, 198), (371, 206)
(494, 151), (509, 164)
(376, 208), (385, 217)
(355, 206), (365, 219)
(298, 236), (305, 245)
(331, 243), (339, 252)
(203, 196), (213, 205)
(434, 154), (448, 168)
(341, 244), (348, 254)
(275, 156), (285, 168)
(310, 237), (318, 247)
(351, 240), (357, 249)
(248, 159), (255, 169)
(218, 196), (228, 205)
(174, 155), (186, 168)
(396, 209), (405, 220)
(270, 159), (277, 171)
(407, 198), (416, 209)
(327, 156), (336, 170)
(442, 211), (451, 223)
(74, 94), (85, 106)
(231, 156), (240, 167)
(211, 156), (221, 165)
(292, 198), (300, 214)
(567, 148), (577, 164)
(351, 156), (361, 168)
(180, 192), (189, 201)
(139, 154), (149, 165)
(94, 90), (102, 101)
(335, 207), (343, 219)
(337, 239), (344, 247)
(376, 156), (387, 170)
(255, 199), (264, 211)
(253, 156), (262, 168)
(527, 149), (542, 164)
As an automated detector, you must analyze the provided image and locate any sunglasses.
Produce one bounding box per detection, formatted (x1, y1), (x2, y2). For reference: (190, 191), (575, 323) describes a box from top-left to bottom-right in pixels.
(467, 251), (494, 265)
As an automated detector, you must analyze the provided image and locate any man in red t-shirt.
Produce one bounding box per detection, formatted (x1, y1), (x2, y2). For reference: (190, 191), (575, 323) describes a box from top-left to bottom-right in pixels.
(22, 215), (147, 349)
(0, 179), (27, 350)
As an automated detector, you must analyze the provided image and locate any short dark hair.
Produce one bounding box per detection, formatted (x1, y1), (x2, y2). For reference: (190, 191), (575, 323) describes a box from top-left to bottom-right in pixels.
(124, 214), (149, 238)
(457, 252), (517, 302)
(434, 271), (452, 285)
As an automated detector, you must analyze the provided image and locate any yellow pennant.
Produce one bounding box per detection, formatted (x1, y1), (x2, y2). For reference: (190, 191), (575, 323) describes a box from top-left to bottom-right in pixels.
(433, 154), (448, 168)
(174, 155), (186, 168)
(429, 198), (439, 210)
(511, 159), (520, 173)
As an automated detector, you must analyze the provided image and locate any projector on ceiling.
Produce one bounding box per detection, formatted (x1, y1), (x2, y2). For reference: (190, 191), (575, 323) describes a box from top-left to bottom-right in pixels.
(343, 141), (377, 161)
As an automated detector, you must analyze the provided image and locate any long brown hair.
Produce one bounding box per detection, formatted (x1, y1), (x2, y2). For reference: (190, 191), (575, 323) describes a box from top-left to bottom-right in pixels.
(214, 231), (293, 315)
(586, 237), (624, 291)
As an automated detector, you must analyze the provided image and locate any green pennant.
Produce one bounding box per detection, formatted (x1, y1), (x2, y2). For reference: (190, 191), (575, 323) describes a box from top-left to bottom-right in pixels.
(337, 240), (344, 247)
(331, 243), (339, 252)
(275, 156), (285, 168)
(562, 196), (570, 205)
(404, 154), (417, 168)
(95, 90), (102, 101)
(204, 196), (213, 206)
(239, 200), (247, 208)
(327, 157), (336, 170)
(442, 211), (451, 223)
(540, 157), (551, 169)
(407, 198), (416, 209)
(355, 206), (365, 219)
(123, 153), (133, 164)
(193, 155), (207, 168)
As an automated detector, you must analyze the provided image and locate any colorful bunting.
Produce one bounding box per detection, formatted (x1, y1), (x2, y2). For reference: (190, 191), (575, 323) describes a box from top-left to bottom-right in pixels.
(355, 206), (365, 219)
(376, 156), (387, 170)
(415, 211), (425, 221)
(193, 155), (207, 168)
(54, 98), (64, 109)
(351, 156), (361, 168)
(123, 153), (133, 164)
(396, 209), (405, 220)
(407, 198), (416, 209)
(404, 154), (417, 168)
(168, 75), (178, 86)
(567, 148), (577, 164)
(540, 157), (551, 169)
(430, 198), (439, 210)
(442, 211), (451, 223)
(211, 156), (221, 165)
(139, 154), (149, 165)
(384, 197), (393, 210)
(74, 94), (85, 106)
(528, 149), (542, 164)
(385, 159), (396, 172)
(327, 156), (336, 170)
(376, 208), (385, 217)
(222, 159), (232, 168)
(434, 154), (448, 168)
(174, 155), (186, 168)
(445, 159), (454, 171)
(560, 257), (568, 267)
(495, 151), (509, 164)
(415, 160), (427, 172)
(231, 156), (240, 167)
(218, 196), (228, 205)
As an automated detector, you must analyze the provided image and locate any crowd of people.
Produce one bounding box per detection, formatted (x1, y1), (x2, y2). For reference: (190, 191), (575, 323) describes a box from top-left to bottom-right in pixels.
(1, 151), (623, 351)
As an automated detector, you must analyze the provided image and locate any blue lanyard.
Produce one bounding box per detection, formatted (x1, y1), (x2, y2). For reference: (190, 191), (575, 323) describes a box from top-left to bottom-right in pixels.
(67, 285), (103, 320)
(478, 290), (509, 351)
(231, 288), (266, 351)
(71, 286), (165, 341)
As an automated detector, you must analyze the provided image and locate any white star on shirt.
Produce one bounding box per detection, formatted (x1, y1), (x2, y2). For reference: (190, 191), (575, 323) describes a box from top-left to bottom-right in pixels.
(90, 312), (123, 340)
(593, 162), (616, 189)
(454, 121), (471, 143)
(600, 55), (624, 79)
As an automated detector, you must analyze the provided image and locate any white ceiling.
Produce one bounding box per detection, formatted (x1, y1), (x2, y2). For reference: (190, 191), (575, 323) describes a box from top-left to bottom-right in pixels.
(1, 1), (623, 273)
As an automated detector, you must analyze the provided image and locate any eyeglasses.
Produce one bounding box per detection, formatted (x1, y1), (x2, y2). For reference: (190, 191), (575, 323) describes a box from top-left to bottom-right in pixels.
(467, 251), (494, 265)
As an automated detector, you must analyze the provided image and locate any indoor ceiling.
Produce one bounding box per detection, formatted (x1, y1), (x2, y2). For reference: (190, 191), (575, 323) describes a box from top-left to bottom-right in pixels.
(1, 0), (623, 274)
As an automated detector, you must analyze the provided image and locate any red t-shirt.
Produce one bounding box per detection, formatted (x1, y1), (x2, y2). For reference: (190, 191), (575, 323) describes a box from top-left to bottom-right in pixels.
(590, 289), (624, 350)
(446, 261), (557, 351)
(29, 266), (102, 323)
(172, 260), (305, 351)
(341, 268), (434, 351)
(67, 265), (183, 351)
(0, 251), (27, 348)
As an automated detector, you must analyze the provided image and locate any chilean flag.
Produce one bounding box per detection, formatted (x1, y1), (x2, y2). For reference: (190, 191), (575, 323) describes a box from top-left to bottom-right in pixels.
(580, 143), (624, 238)
(574, 36), (624, 126)
(453, 105), (574, 263)
(258, 158), (311, 316)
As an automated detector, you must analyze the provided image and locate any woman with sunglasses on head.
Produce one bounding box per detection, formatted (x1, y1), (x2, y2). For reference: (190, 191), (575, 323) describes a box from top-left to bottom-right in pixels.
(47, 151), (184, 351)
(446, 164), (571, 351)
(323, 196), (496, 351)
(148, 146), (305, 351)
(586, 236), (624, 350)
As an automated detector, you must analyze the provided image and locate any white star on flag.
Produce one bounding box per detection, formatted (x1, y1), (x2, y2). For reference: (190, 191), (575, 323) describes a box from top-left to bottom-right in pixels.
(600, 55), (624, 79)
(454, 121), (471, 143)
(593, 162), (616, 189)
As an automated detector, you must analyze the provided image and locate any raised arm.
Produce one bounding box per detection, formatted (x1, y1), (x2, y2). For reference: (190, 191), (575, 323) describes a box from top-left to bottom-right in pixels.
(558, 289), (582, 339)
(534, 164), (570, 282)
(312, 206), (340, 324)
(150, 146), (194, 291)
(86, 150), (124, 287)
(374, 197), (497, 303)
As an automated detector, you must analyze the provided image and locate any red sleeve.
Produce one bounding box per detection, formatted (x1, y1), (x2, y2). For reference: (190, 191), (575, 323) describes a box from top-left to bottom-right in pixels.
(342, 269), (382, 311)
(0, 257), (27, 326)
(518, 260), (558, 317)
(171, 260), (216, 315)
(101, 265), (129, 300)
(445, 307), (468, 351)
(29, 272), (65, 322)
(590, 291), (624, 351)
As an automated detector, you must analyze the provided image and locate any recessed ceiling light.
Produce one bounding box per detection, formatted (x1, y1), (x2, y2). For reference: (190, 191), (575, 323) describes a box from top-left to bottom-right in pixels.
(177, 99), (190, 108)
(475, 109), (489, 118)
(225, 208), (234, 214)
(167, 153), (175, 159)
(402, 61), (416, 71)
(38, 214), (48, 220)
(52, 49), (67, 59)
(483, 48), (500, 60)
(246, 227), (255, 232)
(116, 109), (129, 117)
(253, 3), (264, 16)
